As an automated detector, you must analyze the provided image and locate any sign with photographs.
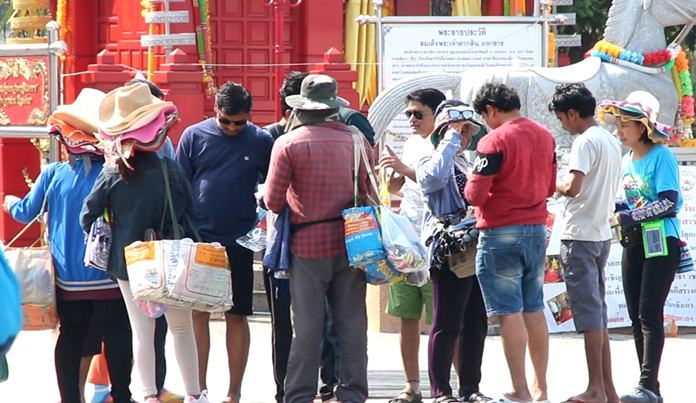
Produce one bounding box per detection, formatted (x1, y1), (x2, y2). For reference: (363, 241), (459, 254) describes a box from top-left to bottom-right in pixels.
(542, 165), (696, 333)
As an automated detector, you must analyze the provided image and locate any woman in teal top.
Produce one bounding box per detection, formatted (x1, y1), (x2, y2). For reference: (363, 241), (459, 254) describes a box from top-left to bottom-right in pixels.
(599, 91), (681, 403)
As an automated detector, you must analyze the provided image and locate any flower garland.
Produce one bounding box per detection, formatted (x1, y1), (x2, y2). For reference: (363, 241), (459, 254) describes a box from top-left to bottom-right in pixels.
(141, 0), (158, 81)
(192, 0), (215, 95)
(202, 0), (215, 96)
(56, 0), (69, 41)
(591, 39), (674, 69)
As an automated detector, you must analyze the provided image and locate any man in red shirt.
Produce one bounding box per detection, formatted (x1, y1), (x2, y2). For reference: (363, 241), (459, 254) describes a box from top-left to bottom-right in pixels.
(264, 74), (373, 403)
(465, 83), (556, 403)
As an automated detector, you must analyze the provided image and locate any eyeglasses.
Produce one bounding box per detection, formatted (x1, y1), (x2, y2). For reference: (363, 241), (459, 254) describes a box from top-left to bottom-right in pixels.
(446, 108), (475, 121)
(217, 116), (247, 126)
(404, 110), (432, 120)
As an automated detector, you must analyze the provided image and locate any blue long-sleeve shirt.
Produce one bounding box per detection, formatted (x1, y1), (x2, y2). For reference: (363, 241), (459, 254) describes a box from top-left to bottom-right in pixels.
(176, 118), (274, 245)
(9, 159), (118, 295)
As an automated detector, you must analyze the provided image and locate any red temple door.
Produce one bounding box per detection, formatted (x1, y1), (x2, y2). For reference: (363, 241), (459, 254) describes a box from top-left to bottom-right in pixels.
(209, 0), (300, 125)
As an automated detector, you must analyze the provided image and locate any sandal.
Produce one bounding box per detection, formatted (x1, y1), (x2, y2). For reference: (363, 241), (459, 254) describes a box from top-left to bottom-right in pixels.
(434, 396), (459, 403)
(388, 388), (423, 403)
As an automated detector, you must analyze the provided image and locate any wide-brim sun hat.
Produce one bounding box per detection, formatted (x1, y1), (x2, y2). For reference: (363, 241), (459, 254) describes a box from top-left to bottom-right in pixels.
(598, 90), (672, 143)
(285, 74), (349, 111)
(98, 105), (177, 142)
(98, 82), (173, 132)
(53, 88), (106, 134)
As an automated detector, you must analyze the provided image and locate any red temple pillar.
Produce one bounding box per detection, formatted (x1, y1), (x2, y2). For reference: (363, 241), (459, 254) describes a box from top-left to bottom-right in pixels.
(299, 0), (344, 63)
(0, 139), (41, 246)
(310, 48), (359, 108)
(153, 49), (206, 146)
(81, 49), (134, 93)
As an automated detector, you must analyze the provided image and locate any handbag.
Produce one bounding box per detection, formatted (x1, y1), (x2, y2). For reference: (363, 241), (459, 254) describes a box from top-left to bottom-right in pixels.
(125, 159), (233, 312)
(84, 210), (112, 271)
(3, 199), (58, 330)
(426, 216), (479, 279)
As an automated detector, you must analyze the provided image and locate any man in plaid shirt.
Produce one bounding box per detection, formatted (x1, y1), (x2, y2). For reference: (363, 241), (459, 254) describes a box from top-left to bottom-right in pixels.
(264, 74), (373, 403)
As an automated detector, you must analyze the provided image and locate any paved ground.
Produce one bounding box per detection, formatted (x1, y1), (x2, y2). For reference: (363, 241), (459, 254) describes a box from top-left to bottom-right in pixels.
(1, 316), (694, 402)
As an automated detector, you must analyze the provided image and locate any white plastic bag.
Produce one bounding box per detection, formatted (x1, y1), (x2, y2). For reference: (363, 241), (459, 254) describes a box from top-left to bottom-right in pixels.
(379, 207), (428, 273)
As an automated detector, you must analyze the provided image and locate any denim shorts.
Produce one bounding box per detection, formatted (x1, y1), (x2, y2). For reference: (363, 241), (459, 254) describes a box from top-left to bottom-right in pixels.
(476, 224), (546, 316)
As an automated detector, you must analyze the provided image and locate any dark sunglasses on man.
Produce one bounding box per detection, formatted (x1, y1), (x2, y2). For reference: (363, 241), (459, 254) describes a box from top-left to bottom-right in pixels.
(215, 109), (247, 126)
(404, 110), (433, 120)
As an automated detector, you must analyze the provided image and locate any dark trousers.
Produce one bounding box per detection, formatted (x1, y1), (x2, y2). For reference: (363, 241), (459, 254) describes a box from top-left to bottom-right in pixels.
(154, 315), (167, 393)
(428, 269), (488, 398)
(320, 299), (341, 389)
(621, 236), (679, 395)
(264, 267), (293, 403)
(56, 298), (132, 403)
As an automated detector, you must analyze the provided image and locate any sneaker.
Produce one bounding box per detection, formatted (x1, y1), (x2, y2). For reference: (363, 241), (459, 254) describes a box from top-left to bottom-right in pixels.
(620, 386), (663, 403)
(319, 385), (335, 402)
(183, 394), (209, 403)
(159, 389), (185, 403)
(463, 392), (493, 402)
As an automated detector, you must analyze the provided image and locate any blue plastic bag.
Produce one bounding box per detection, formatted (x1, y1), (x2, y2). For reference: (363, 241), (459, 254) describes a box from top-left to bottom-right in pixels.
(0, 247), (22, 359)
(362, 258), (401, 285)
(343, 206), (385, 267)
(263, 207), (291, 274)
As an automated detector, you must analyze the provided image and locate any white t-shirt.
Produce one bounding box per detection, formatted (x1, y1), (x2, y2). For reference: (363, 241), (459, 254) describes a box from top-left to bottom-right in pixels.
(562, 125), (622, 241)
(399, 135), (433, 234)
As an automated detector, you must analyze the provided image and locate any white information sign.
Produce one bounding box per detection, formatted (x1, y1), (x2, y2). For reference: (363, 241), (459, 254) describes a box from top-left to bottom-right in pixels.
(543, 165), (696, 333)
(380, 21), (544, 156)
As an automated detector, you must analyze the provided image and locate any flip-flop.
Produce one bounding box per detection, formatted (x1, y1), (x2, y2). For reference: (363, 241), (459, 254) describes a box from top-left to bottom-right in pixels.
(562, 398), (586, 403)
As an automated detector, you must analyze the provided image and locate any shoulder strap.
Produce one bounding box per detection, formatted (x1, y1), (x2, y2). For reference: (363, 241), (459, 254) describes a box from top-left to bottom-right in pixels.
(349, 126), (379, 206)
(159, 158), (180, 239)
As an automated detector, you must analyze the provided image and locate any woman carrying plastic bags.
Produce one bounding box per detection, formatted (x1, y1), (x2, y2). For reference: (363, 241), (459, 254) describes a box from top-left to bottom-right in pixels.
(416, 100), (490, 403)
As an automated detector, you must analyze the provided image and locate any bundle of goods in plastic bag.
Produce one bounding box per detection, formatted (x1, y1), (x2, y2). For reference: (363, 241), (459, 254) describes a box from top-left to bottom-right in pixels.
(379, 206), (428, 273)
(343, 206), (385, 266)
(4, 246), (57, 330)
(125, 238), (232, 312)
(236, 209), (267, 252)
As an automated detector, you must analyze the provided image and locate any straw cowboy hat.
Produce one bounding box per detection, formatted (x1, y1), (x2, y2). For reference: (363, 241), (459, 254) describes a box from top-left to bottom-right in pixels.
(53, 88), (106, 134)
(285, 74), (349, 110)
(598, 90), (672, 143)
(98, 82), (173, 134)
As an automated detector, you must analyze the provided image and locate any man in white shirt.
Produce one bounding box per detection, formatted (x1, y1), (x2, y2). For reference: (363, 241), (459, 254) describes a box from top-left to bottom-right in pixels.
(551, 83), (622, 403)
(380, 89), (448, 403)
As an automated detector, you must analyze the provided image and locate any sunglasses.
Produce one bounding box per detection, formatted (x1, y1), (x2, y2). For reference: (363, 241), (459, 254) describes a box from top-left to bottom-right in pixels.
(446, 108), (475, 121)
(217, 116), (247, 126)
(404, 110), (432, 120)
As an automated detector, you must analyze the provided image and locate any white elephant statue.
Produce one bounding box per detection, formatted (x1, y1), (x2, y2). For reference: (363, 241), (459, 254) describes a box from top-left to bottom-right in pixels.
(368, 0), (696, 150)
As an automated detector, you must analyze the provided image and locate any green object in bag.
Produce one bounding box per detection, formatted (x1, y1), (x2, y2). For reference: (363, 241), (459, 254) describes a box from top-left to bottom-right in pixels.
(0, 355), (9, 383)
(642, 219), (668, 258)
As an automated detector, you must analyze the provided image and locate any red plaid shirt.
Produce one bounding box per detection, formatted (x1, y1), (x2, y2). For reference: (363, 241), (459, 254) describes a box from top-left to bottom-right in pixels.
(264, 121), (373, 259)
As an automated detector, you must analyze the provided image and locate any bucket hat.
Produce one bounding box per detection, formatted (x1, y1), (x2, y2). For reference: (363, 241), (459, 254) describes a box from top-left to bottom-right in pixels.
(53, 88), (106, 134)
(285, 74), (349, 111)
(98, 82), (173, 133)
(598, 90), (672, 143)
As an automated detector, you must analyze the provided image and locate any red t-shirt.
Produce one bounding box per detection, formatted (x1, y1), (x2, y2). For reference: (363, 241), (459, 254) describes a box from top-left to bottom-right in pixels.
(464, 117), (556, 229)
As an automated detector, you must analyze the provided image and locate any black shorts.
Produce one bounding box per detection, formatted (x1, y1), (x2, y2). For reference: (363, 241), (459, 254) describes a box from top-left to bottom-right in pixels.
(226, 244), (254, 316)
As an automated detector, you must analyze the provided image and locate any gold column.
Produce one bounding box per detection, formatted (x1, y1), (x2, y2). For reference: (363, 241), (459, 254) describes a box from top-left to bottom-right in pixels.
(8, 0), (51, 44)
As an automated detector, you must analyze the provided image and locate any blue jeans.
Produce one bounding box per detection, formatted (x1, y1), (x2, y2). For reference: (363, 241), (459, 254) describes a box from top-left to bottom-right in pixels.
(476, 224), (546, 316)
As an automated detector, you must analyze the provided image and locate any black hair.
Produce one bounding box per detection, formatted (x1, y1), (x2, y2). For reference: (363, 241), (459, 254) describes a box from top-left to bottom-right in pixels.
(216, 81), (252, 115)
(406, 88), (446, 113)
(127, 78), (164, 99)
(279, 71), (308, 114)
(473, 82), (521, 114)
(548, 83), (596, 118)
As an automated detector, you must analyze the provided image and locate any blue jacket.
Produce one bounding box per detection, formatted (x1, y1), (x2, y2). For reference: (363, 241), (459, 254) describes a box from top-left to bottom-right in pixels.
(416, 131), (468, 226)
(10, 159), (118, 293)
